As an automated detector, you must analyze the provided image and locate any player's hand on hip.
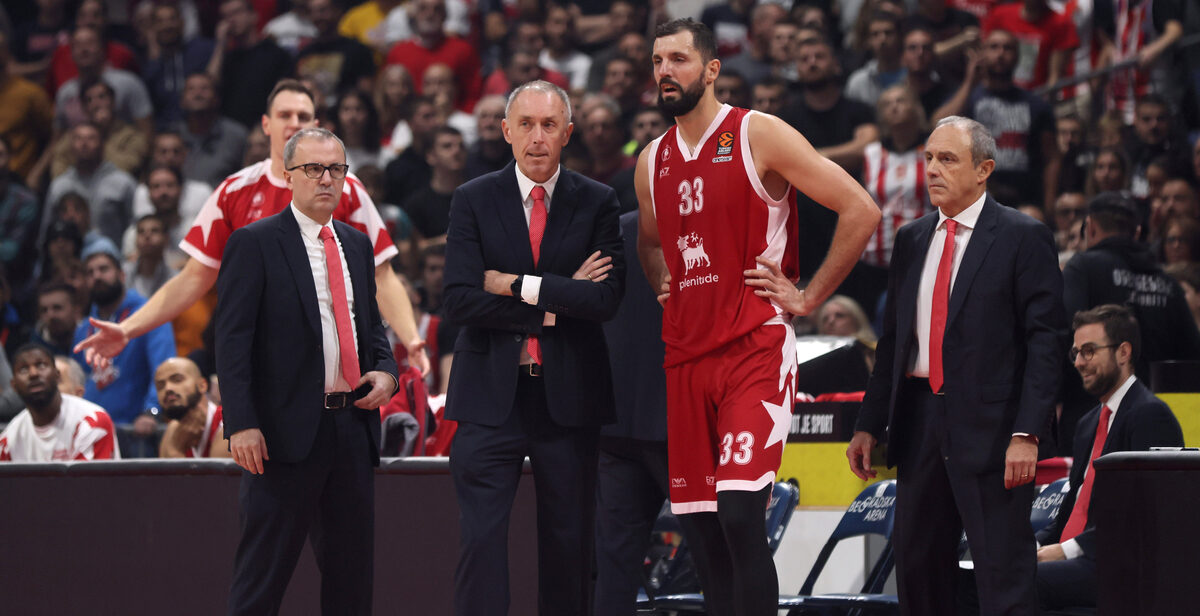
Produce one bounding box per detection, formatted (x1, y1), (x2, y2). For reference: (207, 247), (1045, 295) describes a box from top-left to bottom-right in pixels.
(657, 275), (671, 306)
(573, 250), (612, 282)
(745, 257), (809, 315)
(73, 317), (129, 370)
(230, 429), (269, 475)
(1004, 435), (1038, 489)
(354, 371), (395, 409)
(847, 431), (879, 480)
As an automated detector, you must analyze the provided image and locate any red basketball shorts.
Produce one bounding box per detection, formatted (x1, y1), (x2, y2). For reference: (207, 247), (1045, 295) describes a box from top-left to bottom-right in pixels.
(665, 317), (796, 514)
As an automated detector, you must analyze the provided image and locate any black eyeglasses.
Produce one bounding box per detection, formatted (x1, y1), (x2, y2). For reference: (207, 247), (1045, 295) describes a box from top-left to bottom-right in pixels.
(286, 162), (350, 180)
(1069, 343), (1119, 362)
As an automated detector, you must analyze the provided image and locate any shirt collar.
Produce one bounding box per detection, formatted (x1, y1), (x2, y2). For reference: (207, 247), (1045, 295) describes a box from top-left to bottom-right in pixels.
(1102, 374), (1138, 413)
(937, 191), (987, 230)
(514, 164), (561, 206)
(291, 202), (333, 241)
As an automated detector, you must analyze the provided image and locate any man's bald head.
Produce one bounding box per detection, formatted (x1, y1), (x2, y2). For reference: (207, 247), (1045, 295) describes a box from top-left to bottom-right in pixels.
(155, 357), (208, 420)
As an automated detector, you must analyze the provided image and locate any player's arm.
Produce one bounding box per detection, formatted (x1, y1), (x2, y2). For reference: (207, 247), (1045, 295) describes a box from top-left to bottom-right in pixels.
(375, 263), (430, 376)
(634, 145), (670, 305)
(746, 113), (881, 314)
(74, 258), (218, 367)
(159, 420), (188, 458)
(208, 429), (232, 458)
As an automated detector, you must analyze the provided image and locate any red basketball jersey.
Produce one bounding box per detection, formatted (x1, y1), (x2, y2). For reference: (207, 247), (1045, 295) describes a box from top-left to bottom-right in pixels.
(648, 105), (798, 367)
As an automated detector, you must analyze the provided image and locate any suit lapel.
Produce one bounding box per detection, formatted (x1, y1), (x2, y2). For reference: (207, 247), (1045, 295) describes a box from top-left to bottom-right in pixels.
(1103, 380), (1144, 454)
(538, 169), (579, 273)
(947, 196), (997, 327)
(894, 215), (936, 369)
(494, 161), (536, 271)
(278, 209), (323, 339)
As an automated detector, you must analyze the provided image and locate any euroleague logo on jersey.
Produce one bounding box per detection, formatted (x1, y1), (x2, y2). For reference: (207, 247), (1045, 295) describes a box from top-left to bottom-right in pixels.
(713, 131), (734, 163)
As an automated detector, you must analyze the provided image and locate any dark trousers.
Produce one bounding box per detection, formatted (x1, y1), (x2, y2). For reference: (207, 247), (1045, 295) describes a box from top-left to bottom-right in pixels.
(227, 409), (376, 616)
(1036, 556), (1097, 611)
(451, 372), (600, 616)
(893, 380), (1037, 616)
(593, 436), (669, 616)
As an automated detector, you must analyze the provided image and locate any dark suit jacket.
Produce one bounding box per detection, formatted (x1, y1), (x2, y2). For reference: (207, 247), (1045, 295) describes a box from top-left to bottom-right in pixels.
(214, 208), (398, 464)
(857, 195), (1068, 473)
(1035, 378), (1184, 556)
(442, 161), (624, 428)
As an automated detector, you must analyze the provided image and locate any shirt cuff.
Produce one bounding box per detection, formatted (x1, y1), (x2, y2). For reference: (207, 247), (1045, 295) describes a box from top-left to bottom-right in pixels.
(1061, 538), (1082, 559)
(521, 275), (541, 305)
(1012, 432), (1038, 443)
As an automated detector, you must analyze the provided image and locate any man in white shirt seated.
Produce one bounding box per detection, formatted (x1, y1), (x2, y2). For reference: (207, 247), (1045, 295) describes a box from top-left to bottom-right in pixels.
(155, 357), (229, 459)
(0, 344), (120, 461)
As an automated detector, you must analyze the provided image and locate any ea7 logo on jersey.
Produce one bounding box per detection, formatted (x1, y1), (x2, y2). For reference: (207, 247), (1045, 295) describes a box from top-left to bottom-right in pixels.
(677, 232), (711, 275)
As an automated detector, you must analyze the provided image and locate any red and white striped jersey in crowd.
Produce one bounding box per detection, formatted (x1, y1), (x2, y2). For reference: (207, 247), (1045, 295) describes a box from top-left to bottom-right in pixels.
(185, 402), (224, 459)
(1053, 0), (1100, 100)
(860, 141), (933, 268)
(180, 159), (399, 270)
(1108, 0), (1153, 121)
(0, 395), (120, 462)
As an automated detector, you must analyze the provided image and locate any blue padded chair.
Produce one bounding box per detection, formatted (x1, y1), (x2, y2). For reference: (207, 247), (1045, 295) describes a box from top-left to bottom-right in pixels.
(636, 481), (802, 613)
(1029, 478), (1069, 534)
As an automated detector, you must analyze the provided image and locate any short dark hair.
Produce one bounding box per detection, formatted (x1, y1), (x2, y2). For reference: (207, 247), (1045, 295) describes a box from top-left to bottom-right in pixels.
(145, 162), (183, 185)
(1136, 92), (1170, 111)
(431, 125), (463, 142)
(37, 281), (78, 304)
(12, 342), (55, 367)
(1073, 304), (1140, 362)
(1087, 191), (1139, 236)
(654, 18), (717, 63)
(82, 78), (115, 100)
(265, 79), (315, 116)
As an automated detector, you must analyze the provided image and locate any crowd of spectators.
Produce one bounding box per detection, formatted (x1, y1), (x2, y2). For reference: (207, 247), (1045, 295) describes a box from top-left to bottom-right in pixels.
(0, 0), (1198, 460)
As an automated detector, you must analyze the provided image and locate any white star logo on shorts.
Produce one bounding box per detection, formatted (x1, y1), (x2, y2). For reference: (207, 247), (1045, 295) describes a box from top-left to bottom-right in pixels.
(762, 398), (791, 450)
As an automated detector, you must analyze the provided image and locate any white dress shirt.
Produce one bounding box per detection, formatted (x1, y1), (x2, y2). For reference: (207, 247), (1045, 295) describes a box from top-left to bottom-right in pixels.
(292, 204), (359, 392)
(1060, 374), (1137, 559)
(910, 191), (987, 377)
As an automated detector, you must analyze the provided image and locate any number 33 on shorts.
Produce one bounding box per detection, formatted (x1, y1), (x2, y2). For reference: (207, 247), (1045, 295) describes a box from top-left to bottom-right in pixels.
(719, 431), (755, 465)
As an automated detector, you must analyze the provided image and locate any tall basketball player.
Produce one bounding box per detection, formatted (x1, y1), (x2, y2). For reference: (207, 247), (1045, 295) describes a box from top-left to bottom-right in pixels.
(635, 19), (880, 615)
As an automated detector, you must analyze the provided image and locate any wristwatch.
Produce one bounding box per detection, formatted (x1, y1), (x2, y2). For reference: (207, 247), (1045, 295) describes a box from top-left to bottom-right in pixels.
(510, 275), (523, 298)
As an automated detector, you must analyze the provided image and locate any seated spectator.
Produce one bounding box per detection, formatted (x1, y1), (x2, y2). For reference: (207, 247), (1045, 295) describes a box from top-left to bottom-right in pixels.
(241, 129), (270, 168)
(464, 94), (513, 180)
(540, 4), (592, 91)
(209, 0), (294, 128)
(123, 214), (179, 298)
(142, 2), (216, 127)
(382, 0), (472, 51)
(400, 125), (465, 244)
(295, 0), (377, 101)
(600, 54), (646, 124)
(54, 25), (153, 135)
(422, 63), (476, 146)
(73, 243), (176, 430)
(722, 2), (786, 87)
(902, 25), (955, 121)
(846, 11), (906, 107)
(1161, 215), (1200, 266)
(8, 0), (71, 85)
(132, 145), (212, 240)
(579, 94), (635, 185)
(816, 294), (878, 345)
(48, 79), (147, 179)
(714, 69), (751, 109)
(0, 31), (53, 182)
(333, 90), (388, 171)
(769, 19), (802, 83)
(386, 0), (481, 112)
(751, 75), (788, 116)
(1164, 263), (1200, 333)
(375, 64), (414, 151)
(1053, 192), (1088, 250)
(176, 73), (247, 188)
(1085, 147), (1129, 198)
(54, 355), (87, 397)
(45, 0), (138, 95)
(1035, 304), (1183, 611)
(384, 95), (441, 204)
(32, 282), (82, 357)
(44, 122), (137, 245)
(1055, 114), (1090, 196)
(154, 357), (229, 459)
(484, 47), (569, 98)
(0, 135), (40, 288)
(1124, 94), (1191, 199)
(0, 343), (119, 461)
(263, 0), (317, 55)
(36, 219), (84, 289)
(1149, 177), (1198, 243)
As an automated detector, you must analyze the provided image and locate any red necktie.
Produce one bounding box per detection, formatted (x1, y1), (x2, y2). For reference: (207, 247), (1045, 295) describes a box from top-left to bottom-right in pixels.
(526, 185), (547, 364)
(929, 218), (958, 393)
(318, 226), (361, 388)
(1061, 404), (1113, 541)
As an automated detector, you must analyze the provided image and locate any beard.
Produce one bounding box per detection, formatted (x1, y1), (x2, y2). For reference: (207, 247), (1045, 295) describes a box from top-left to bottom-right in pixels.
(1082, 368), (1120, 398)
(657, 77), (706, 118)
(162, 388), (204, 421)
(89, 279), (124, 307)
(21, 385), (58, 409)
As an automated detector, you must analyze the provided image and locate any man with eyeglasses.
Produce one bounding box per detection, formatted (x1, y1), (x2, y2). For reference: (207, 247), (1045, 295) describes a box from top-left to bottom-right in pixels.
(1035, 304), (1182, 611)
(1060, 191), (1200, 452)
(217, 127), (398, 614)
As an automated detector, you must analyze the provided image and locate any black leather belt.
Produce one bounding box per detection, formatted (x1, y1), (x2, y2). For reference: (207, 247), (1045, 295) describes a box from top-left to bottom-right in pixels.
(323, 391), (355, 409)
(520, 363), (543, 377)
